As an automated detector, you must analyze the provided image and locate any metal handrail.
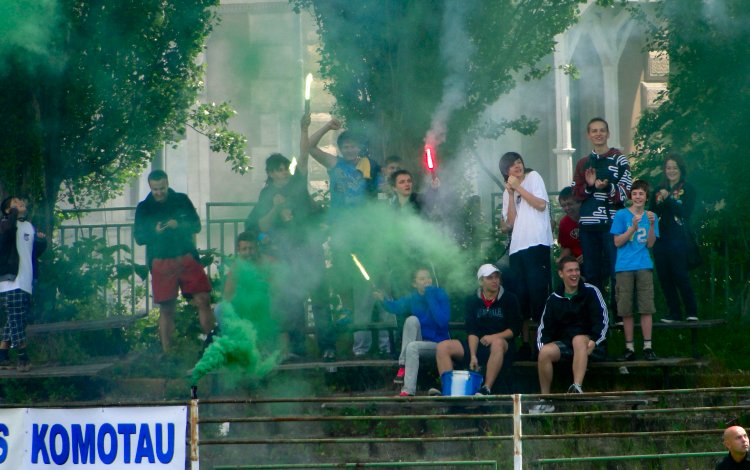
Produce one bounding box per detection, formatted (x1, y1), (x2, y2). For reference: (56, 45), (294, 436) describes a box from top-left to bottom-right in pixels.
(533, 451), (726, 468)
(193, 387), (750, 469)
(205, 201), (255, 277)
(214, 462), (498, 469)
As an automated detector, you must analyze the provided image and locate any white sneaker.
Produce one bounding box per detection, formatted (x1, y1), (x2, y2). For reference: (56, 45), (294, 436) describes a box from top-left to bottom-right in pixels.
(567, 383), (583, 394)
(428, 388), (442, 397)
(686, 315), (699, 321)
(529, 400), (555, 414)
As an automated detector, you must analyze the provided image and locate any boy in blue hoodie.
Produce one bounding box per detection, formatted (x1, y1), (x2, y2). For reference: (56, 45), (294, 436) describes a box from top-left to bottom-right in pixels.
(375, 266), (450, 396)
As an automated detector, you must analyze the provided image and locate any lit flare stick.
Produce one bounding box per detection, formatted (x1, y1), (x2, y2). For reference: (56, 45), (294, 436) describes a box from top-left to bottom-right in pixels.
(424, 145), (437, 181)
(350, 253), (370, 281)
(430, 261), (440, 288)
(304, 73), (313, 114)
(289, 157), (298, 175)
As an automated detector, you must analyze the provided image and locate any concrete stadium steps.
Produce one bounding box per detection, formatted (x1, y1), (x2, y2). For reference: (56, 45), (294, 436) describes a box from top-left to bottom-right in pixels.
(195, 388), (749, 469)
(0, 360), (116, 378)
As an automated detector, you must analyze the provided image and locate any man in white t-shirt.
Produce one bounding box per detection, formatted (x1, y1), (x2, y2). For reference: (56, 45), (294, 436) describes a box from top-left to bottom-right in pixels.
(0, 197), (46, 372)
(499, 152), (553, 359)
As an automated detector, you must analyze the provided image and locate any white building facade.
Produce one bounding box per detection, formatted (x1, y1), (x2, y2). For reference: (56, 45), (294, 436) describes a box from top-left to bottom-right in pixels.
(99, 0), (666, 228)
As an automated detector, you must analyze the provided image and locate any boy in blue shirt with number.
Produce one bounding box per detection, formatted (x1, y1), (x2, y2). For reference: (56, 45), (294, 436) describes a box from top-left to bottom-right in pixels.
(611, 179), (659, 361)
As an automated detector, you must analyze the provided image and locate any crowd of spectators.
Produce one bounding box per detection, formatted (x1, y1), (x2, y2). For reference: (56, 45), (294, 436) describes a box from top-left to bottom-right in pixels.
(117, 114), (705, 404)
(201, 115), (698, 400)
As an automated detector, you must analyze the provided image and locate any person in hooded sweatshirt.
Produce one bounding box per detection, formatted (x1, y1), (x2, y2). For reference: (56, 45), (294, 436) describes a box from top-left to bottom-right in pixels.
(572, 117), (632, 321)
(134, 170), (214, 353)
(374, 266), (450, 397)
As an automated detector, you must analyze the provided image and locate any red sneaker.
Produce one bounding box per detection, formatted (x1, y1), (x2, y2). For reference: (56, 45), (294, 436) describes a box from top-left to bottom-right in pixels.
(399, 391), (412, 397)
(394, 367), (405, 384)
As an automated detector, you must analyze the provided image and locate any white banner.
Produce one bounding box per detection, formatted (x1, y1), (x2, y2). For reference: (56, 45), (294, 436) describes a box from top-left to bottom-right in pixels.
(0, 406), (187, 469)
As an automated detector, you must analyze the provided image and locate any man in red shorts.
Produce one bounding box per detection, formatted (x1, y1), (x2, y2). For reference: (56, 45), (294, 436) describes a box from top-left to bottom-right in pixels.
(135, 170), (214, 352)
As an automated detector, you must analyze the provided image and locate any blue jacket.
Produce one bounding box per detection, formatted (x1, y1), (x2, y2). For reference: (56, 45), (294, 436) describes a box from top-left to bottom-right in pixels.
(382, 286), (451, 343)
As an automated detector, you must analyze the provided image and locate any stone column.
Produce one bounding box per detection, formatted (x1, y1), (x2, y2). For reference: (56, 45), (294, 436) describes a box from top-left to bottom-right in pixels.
(553, 34), (576, 190)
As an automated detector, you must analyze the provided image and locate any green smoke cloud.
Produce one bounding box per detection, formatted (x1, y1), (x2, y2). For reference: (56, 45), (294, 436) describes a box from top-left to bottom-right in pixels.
(0, 0), (60, 72)
(332, 201), (474, 295)
(192, 260), (280, 384)
(191, 199), (475, 383)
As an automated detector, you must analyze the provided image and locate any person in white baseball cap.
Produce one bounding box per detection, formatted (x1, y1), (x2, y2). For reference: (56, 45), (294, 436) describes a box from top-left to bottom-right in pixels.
(432, 263), (522, 395)
(476, 263), (500, 279)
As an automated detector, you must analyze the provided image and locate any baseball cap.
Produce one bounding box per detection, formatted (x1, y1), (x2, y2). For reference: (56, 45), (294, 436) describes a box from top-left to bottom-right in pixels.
(476, 264), (500, 280)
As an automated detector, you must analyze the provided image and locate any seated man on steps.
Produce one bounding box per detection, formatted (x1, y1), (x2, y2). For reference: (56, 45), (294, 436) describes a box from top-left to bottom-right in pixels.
(433, 264), (521, 396)
(531, 256), (608, 413)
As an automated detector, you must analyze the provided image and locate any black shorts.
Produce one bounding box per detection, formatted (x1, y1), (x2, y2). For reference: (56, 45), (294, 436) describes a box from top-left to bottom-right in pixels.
(459, 338), (513, 369)
(553, 340), (574, 361)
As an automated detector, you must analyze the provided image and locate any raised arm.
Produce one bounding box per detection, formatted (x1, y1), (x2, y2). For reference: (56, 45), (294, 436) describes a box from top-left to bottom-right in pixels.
(0, 207), (18, 236)
(613, 224), (636, 247)
(572, 157), (593, 201)
(645, 211), (657, 248)
(508, 172), (547, 212)
(502, 187), (517, 228)
(298, 114), (311, 175)
(133, 204), (156, 246)
(612, 210), (636, 248)
(609, 154), (632, 206)
(306, 118), (341, 169)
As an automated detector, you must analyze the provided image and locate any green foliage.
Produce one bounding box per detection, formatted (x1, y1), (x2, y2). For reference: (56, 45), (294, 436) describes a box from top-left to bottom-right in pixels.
(35, 237), (134, 321)
(129, 304), (202, 353)
(123, 309), (162, 354)
(188, 102), (250, 174)
(291, 0), (584, 163)
(633, 0), (750, 315)
(0, 378), (101, 404)
(45, 238), (127, 301)
(558, 63), (581, 80)
(0, 0), (248, 232)
(468, 116), (540, 144)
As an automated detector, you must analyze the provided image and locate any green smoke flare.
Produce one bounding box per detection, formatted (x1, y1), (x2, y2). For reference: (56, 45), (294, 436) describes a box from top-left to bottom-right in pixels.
(192, 260), (280, 384)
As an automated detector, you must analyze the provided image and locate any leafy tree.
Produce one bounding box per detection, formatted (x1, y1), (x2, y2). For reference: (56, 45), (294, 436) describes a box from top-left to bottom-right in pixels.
(291, 0), (585, 164)
(633, 0), (750, 204)
(632, 0), (750, 314)
(0, 0), (248, 232)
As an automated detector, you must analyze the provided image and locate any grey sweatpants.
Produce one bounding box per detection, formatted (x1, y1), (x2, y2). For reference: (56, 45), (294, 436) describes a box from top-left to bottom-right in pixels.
(399, 316), (438, 395)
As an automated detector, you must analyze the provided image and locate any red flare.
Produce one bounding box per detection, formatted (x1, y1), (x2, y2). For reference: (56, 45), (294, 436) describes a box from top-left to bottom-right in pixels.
(424, 145), (436, 171)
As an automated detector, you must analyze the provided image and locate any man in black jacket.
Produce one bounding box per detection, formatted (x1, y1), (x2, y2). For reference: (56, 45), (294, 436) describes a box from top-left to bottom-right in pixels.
(134, 170), (214, 352)
(532, 256), (608, 411)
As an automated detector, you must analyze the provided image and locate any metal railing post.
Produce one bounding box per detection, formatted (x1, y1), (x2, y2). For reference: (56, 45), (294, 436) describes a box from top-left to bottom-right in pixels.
(205, 203), (212, 277)
(190, 386), (200, 470)
(513, 394), (522, 470)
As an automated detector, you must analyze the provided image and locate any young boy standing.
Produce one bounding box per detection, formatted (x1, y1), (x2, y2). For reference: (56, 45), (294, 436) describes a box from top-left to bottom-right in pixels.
(303, 117), (387, 357)
(610, 180), (659, 361)
(557, 186), (583, 264)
